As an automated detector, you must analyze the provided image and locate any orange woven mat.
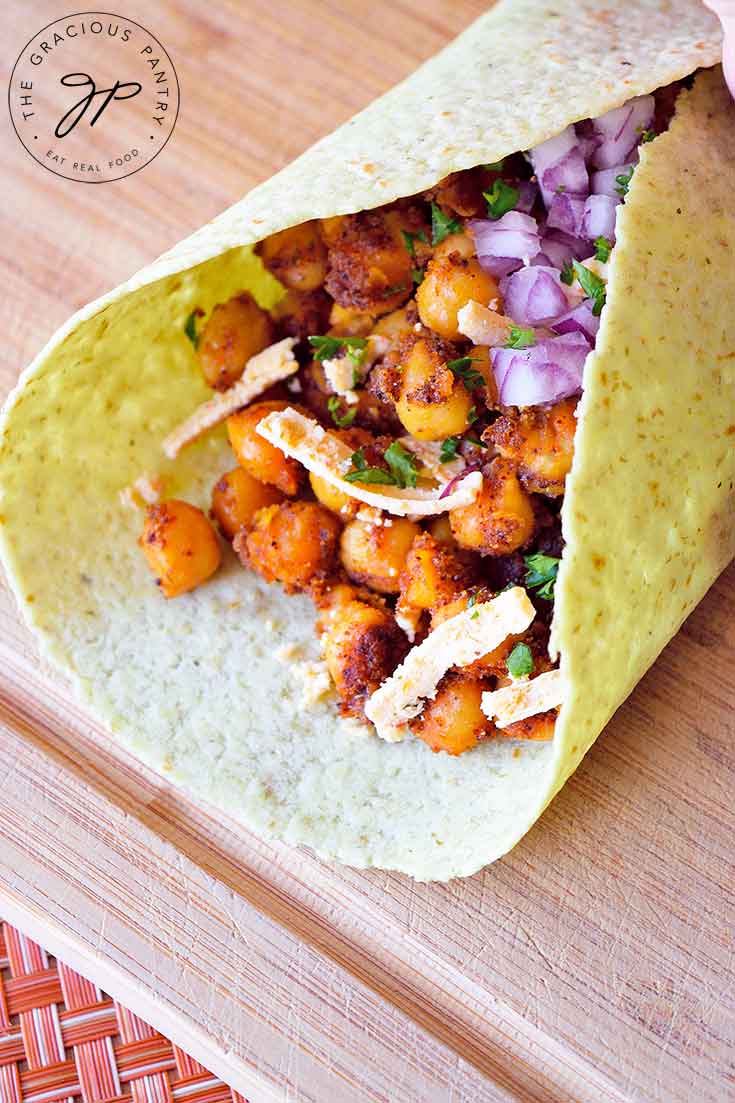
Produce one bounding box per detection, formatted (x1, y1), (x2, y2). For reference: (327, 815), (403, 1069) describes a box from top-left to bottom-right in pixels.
(0, 921), (248, 1103)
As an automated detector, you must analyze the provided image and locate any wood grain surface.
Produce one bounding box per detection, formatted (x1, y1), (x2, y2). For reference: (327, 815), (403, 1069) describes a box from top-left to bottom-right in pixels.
(1, 3), (734, 1101)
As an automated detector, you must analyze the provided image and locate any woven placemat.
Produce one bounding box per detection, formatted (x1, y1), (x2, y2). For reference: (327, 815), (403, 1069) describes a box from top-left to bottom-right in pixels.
(0, 920), (248, 1103)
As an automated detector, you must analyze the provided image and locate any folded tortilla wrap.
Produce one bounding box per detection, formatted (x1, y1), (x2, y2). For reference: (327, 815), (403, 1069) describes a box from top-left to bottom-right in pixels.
(1, 1), (733, 881)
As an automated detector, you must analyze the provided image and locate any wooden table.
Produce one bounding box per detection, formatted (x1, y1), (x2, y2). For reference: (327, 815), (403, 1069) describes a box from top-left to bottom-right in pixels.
(1, 3), (734, 1101)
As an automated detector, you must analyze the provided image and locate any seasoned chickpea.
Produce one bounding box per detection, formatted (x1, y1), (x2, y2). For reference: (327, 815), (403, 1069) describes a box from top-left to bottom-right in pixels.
(256, 221), (327, 292)
(237, 500), (341, 592)
(140, 500), (221, 598)
(416, 253), (501, 340)
(432, 231), (476, 261)
(324, 208), (414, 315)
(340, 516), (420, 594)
(322, 598), (409, 716)
(270, 288), (331, 341)
(211, 467), (284, 539)
(490, 397), (577, 497)
(431, 169), (488, 219)
(500, 709), (556, 741)
(449, 458), (535, 555)
(398, 532), (472, 612)
(328, 302), (375, 337)
(310, 472), (359, 519)
(227, 400), (305, 495)
(372, 304), (417, 343)
(429, 514), (455, 546)
(395, 337), (473, 441)
(199, 292), (274, 391)
(411, 672), (490, 755)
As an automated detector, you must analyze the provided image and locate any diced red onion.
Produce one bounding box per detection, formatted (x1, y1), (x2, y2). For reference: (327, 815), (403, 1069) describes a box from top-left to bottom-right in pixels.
(530, 126), (579, 206)
(501, 265), (569, 325)
(515, 180), (539, 214)
(469, 213), (540, 278)
(534, 228), (587, 270)
(439, 463), (482, 499)
(590, 95), (655, 168)
(591, 163), (635, 198)
(546, 193), (586, 237)
(574, 120), (598, 161)
(541, 147), (589, 200)
(550, 300), (601, 343)
(493, 332), (590, 407)
(581, 194), (618, 241)
(489, 348), (517, 391)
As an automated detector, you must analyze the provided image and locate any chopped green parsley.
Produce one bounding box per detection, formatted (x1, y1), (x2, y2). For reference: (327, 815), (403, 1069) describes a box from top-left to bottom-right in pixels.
(327, 396), (357, 428)
(507, 642), (534, 678)
(560, 260), (575, 286)
(344, 442), (418, 489)
(615, 167), (634, 197)
(524, 553), (560, 601)
(593, 236), (612, 263)
(401, 229), (428, 259)
(308, 335), (367, 366)
(447, 356), (484, 390)
(572, 260), (606, 316)
(439, 436), (460, 463)
(506, 325), (535, 349)
(184, 308), (204, 349)
(483, 179), (519, 221)
(430, 202), (462, 245)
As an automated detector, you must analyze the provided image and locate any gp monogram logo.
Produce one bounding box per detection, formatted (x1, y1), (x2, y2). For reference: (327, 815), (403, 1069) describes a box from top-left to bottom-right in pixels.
(8, 13), (180, 183)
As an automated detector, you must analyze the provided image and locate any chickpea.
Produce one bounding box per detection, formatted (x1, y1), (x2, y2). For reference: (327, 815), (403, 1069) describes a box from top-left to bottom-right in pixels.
(309, 427), (373, 518)
(398, 532), (472, 612)
(429, 514), (455, 546)
(322, 598), (409, 716)
(310, 472), (358, 519)
(395, 337), (473, 441)
(500, 710), (556, 741)
(431, 169), (488, 219)
(320, 216), (345, 247)
(490, 397), (577, 497)
(372, 304), (417, 343)
(237, 500), (341, 593)
(227, 400), (306, 495)
(199, 292), (274, 391)
(432, 231), (476, 262)
(140, 500), (221, 598)
(211, 467), (284, 539)
(416, 253), (501, 340)
(449, 458), (535, 556)
(270, 288), (331, 342)
(340, 516), (420, 594)
(324, 209), (413, 315)
(411, 672), (490, 755)
(328, 302), (375, 337)
(256, 221), (327, 292)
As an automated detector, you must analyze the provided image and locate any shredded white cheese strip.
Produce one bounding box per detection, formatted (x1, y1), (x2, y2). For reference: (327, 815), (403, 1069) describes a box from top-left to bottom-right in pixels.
(457, 300), (513, 346)
(481, 668), (565, 728)
(119, 473), (163, 510)
(162, 337), (297, 459)
(256, 407), (483, 518)
(323, 335), (389, 405)
(365, 587), (536, 742)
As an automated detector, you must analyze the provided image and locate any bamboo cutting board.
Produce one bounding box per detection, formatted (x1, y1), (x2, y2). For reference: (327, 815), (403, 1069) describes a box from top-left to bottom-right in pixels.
(1, 3), (734, 1101)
